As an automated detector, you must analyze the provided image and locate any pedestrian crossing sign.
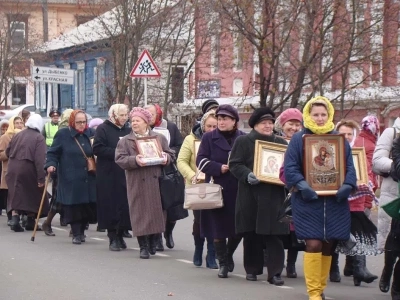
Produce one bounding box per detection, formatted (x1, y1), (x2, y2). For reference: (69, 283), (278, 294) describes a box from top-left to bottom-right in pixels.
(130, 49), (161, 78)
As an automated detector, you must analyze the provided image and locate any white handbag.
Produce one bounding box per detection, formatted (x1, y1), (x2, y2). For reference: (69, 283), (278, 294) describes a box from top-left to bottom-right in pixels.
(183, 159), (224, 210)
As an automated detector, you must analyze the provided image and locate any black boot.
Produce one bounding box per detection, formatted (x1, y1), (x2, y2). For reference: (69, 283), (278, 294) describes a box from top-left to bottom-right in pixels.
(330, 252), (341, 282)
(226, 237), (241, 272)
(137, 236), (150, 259)
(164, 221), (176, 249)
(193, 235), (205, 267)
(391, 259), (400, 300)
(156, 233), (164, 251)
(122, 230), (132, 238)
(108, 231), (120, 251)
(148, 234), (157, 255)
(80, 223), (86, 242)
(42, 221), (55, 236)
(214, 240), (228, 278)
(286, 249), (298, 278)
(343, 255), (353, 277)
(206, 237), (218, 269)
(353, 255), (378, 286)
(10, 215), (24, 232)
(7, 211), (12, 226)
(117, 230), (127, 250)
(24, 216), (41, 231)
(380, 251), (397, 293)
(363, 256), (378, 282)
(392, 286), (400, 300)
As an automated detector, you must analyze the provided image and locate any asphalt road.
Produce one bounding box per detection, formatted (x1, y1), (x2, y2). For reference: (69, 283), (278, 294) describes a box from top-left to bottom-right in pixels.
(0, 210), (391, 300)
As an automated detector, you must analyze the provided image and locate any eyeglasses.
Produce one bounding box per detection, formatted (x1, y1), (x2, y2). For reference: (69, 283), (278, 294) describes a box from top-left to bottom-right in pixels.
(75, 121), (87, 125)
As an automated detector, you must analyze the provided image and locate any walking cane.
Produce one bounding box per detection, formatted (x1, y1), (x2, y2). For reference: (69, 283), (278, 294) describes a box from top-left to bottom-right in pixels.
(31, 173), (51, 242)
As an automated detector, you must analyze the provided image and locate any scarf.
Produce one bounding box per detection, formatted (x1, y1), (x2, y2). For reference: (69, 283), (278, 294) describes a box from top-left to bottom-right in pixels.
(6, 116), (22, 137)
(134, 129), (150, 138)
(68, 110), (88, 133)
(303, 96), (335, 135)
(154, 104), (163, 127)
(361, 115), (379, 138)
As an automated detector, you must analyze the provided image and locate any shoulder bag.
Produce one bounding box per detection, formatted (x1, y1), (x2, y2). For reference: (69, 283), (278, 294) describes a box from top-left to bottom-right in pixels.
(184, 158), (224, 210)
(159, 163), (185, 210)
(74, 137), (96, 173)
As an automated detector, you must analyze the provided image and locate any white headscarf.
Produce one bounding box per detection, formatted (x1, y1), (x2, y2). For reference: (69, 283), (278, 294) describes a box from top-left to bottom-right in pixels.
(26, 114), (44, 132)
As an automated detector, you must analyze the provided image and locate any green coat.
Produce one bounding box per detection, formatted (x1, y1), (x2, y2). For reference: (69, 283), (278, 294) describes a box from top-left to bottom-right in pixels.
(229, 129), (289, 235)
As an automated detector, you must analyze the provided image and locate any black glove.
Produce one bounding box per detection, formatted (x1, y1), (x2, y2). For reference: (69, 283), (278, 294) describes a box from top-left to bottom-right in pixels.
(336, 184), (353, 202)
(296, 180), (318, 201)
(247, 172), (260, 185)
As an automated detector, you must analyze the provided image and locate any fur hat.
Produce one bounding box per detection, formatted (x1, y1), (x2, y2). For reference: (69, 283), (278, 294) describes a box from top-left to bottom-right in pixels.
(248, 107), (275, 128)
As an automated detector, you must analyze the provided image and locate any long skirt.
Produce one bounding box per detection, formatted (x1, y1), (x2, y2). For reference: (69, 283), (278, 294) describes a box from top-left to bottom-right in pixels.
(336, 211), (380, 256)
(62, 203), (97, 224)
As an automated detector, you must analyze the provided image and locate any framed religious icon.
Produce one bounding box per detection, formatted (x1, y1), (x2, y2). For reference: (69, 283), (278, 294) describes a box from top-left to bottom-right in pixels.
(135, 136), (164, 165)
(253, 141), (287, 185)
(193, 140), (205, 181)
(351, 147), (368, 185)
(303, 134), (345, 195)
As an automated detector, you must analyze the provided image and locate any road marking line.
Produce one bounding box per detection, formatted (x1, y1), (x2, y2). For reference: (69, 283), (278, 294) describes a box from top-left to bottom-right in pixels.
(275, 285), (294, 289)
(91, 237), (106, 241)
(176, 259), (192, 264)
(130, 247), (139, 251)
(155, 253), (170, 257)
(231, 273), (246, 279)
(38, 223), (68, 232)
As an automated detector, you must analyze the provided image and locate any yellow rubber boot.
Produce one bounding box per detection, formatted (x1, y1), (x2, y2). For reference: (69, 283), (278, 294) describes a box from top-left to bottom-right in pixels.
(321, 255), (332, 295)
(304, 252), (323, 300)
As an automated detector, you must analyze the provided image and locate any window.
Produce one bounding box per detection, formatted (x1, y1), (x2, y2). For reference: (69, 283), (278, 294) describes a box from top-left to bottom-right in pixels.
(171, 67), (184, 103)
(12, 83), (26, 105)
(9, 21), (26, 50)
(93, 58), (106, 106)
(35, 82), (46, 110)
(74, 61), (86, 109)
(233, 33), (244, 71)
(347, 1), (366, 56)
(233, 78), (243, 95)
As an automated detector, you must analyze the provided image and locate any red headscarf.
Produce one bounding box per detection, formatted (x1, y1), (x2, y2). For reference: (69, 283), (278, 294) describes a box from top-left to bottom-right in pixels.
(69, 110), (88, 133)
(154, 104), (163, 127)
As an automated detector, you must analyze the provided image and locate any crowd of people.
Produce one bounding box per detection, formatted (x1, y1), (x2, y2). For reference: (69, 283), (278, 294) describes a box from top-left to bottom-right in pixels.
(0, 98), (399, 300)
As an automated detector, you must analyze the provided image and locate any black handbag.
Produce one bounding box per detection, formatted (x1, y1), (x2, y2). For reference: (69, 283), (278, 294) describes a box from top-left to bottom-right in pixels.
(159, 163), (185, 210)
(277, 192), (292, 224)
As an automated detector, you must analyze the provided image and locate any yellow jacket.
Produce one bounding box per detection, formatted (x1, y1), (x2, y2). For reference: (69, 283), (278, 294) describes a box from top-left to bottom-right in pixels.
(177, 131), (198, 186)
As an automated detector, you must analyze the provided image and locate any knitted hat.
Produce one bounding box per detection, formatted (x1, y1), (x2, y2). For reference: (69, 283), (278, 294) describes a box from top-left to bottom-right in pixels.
(215, 104), (239, 122)
(279, 108), (302, 126)
(202, 99), (219, 114)
(89, 118), (104, 128)
(129, 107), (152, 124)
(248, 107), (275, 128)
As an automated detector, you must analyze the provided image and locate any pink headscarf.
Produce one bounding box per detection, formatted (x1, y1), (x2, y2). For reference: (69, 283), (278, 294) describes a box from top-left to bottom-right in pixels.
(361, 115), (380, 138)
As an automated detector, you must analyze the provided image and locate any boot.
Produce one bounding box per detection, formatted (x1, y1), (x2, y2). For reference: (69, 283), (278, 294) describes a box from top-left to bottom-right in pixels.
(363, 257), (378, 282)
(214, 240), (228, 278)
(193, 235), (204, 267)
(206, 238), (218, 269)
(392, 286), (400, 300)
(286, 249), (298, 278)
(148, 234), (157, 255)
(80, 223), (86, 243)
(117, 230), (127, 250)
(304, 252), (323, 300)
(7, 211), (12, 226)
(137, 236), (150, 259)
(164, 221), (176, 249)
(392, 259), (400, 300)
(108, 231), (120, 251)
(329, 252), (341, 282)
(226, 237), (241, 272)
(10, 215), (24, 232)
(24, 216), (41, 231)
(60, 215), (67, 226)
(122, 230), (132, 238)
(353, 255), (377, 286)
(379, 251), (397, 293)
(343, 255), (353, 276)
(42, 221), (55, 236)
(321, 255), (332, 296)
(156, 233), (164, 251)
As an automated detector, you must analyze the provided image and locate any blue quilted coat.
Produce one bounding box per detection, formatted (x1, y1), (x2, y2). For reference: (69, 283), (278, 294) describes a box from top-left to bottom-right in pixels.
(284, 129), (357, 241)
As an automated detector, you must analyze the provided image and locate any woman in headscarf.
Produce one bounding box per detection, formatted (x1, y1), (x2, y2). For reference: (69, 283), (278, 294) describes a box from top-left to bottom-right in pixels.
(93, 104), (131, 251)
(19, 109), (31, 127)
(115, 107), (174, 259)
(89, 118), (104, 131)
(196, 104), (246, 279)
(59, 109), (73, 129)
(45, 110), (96, 245)
(0, 116), (23, 227)
(335, 118), (379, 286)
(6, 114), (49, 232)
(229, 107), (289, 283)
(284, 96), (357, 300)
(177, 110), (218, 268)
(0, 120), (8, 217)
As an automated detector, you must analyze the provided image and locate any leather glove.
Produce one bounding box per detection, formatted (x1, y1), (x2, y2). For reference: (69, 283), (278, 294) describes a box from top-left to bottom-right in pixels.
(247, 172), (260, 185)
(364, 208), (371, 218)
(336, 184), (353, 202)
(296, 180), (318, 201)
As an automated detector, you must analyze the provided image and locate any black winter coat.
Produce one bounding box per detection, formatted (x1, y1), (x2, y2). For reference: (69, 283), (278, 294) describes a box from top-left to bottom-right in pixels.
(93, 120), (131, 230)
(229, 130), (289, 235)
(45, 127), (96, 206)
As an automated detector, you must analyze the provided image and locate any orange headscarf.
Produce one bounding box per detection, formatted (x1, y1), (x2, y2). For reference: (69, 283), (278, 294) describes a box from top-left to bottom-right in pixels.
(68, 110), (88, 133)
